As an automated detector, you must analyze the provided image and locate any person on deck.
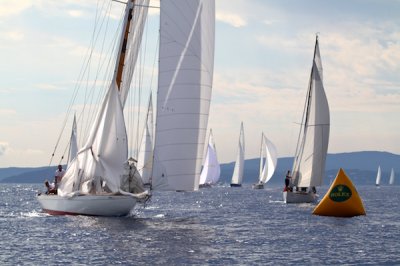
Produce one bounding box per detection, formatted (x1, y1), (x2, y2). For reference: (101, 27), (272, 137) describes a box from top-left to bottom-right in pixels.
(54, 164), (65, 189)
(44, 180), (57, 194)
(284, 170), (292, 192)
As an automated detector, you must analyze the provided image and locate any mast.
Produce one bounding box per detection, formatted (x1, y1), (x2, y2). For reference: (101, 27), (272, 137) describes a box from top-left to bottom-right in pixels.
(113, 0), (136, 91)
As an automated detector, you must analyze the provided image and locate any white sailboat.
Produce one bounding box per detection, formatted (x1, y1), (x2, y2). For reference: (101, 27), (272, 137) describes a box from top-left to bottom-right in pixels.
(199, 129), (221, 188)
(252, 132), (278, 189)
(231, 122), (245, 187)
(284, 35), (330, 203)
(151, 0), (215, 191)
(137, 93), (154, 187)
(389, 168), (395, 185)
(37, 0), (152, 216)
(67, 114), (78, 167)
(376, 165), (381, 186)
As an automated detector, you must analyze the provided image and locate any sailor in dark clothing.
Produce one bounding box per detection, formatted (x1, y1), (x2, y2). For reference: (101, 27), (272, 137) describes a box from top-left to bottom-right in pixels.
(284, 170), (292, 191)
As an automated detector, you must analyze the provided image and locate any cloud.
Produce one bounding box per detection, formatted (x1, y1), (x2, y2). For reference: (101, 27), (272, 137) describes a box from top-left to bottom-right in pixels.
(216, 12), (247, 28)
(0, 109), (17, 116)
(0, 142), (9, 156)
(0, 1), (33, 17)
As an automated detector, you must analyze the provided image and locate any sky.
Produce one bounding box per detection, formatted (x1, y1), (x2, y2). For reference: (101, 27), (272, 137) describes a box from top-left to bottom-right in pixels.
(0, 0), (399, 168)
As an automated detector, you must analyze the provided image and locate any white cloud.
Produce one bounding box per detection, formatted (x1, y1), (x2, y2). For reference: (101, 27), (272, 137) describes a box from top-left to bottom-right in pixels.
(0, 109), (17, 116)
(216, 12), (247, 28)
(0, 1), (33, 17)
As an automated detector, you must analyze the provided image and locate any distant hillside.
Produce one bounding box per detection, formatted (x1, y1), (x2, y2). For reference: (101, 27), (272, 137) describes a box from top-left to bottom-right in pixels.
(0, 151), (398, 185)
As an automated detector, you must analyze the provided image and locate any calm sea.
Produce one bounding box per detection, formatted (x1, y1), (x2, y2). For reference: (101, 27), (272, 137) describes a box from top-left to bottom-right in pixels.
(0, 183), (399, 265)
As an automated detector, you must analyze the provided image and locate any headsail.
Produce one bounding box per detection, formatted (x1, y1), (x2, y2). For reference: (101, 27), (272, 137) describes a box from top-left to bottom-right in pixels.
(137, 93), (154, 185)
(292, 36), (330, 188)
(259, 133), (278, 184)
(199, 129), (220, 186)
(152, 0), (215, 191)
(231, 122), (245, 186)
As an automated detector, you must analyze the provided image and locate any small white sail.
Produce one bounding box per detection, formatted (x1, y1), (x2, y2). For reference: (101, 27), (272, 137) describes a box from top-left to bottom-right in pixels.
(152, 0), (215, 191)
(259, 133), (278, 184)
(67, 114), (78, 166)
(199, 129), (221, 186)
(376, 166), (381, 186)
(231, 122), (245, 186)
(137, 94), (154, 185)
(389, 168), (395, 185)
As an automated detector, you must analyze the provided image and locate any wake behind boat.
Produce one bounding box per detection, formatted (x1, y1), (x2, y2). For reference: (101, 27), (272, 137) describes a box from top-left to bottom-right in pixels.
(284, 35), (330, 203)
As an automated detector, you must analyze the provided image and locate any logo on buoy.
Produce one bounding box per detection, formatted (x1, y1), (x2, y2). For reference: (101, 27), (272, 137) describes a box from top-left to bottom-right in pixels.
(329, 184), (352, 202)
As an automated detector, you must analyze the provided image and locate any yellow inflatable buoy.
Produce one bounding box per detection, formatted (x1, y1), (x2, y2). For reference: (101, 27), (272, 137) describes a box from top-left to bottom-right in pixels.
(313, 168), (366, 217)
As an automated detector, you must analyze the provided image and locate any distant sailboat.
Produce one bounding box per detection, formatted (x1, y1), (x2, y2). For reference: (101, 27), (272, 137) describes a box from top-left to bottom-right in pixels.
(284, 35), (330, 203)
(389, 168), (395, 185)
(376, 166), (381, 186)
(252, 132), (278, 189)
(67, 114), (78, 167)
(199, 129), (221, 188)
(137, 93), (154, 187)
(231, 122), (245, 187)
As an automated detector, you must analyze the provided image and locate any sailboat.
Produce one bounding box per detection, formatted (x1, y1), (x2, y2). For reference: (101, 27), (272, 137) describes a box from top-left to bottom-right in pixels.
(199, 129), (221, 188)
(284, 35), (330, 203)
(375, 165), (381, 186)
(37, 0), (153, 216)
(137, 94), (154, 187)
(252, 132), (278, 189)
(230, 122), (245, 187)
(67, 114), (78, 167)
(389, 168), (395, 185)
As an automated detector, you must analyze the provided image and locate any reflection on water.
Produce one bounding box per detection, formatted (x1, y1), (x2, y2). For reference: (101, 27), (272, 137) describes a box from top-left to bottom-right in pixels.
(0, 184), (400, 265)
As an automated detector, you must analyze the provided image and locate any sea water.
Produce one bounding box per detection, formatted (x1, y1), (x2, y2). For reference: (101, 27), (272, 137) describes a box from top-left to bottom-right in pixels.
(0, 183), (399, 265)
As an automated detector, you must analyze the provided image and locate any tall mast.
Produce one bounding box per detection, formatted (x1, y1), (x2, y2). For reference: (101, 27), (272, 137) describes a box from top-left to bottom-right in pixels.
(113, 0), (136, 91)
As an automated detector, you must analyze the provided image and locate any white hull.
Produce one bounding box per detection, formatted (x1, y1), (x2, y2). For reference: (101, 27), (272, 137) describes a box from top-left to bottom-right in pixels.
(252, 183), (264, 189)
(37, 194), (137, 216)
(283, 191), (317, 203)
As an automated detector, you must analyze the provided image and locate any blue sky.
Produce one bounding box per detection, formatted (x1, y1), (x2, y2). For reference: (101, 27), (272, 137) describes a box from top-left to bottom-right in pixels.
(0, 0), (399, 167)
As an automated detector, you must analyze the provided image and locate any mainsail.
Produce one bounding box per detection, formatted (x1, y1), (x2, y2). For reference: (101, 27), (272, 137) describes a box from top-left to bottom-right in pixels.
(58, 0), (150, 196)
(258, 133), (278, 184)
(67, 114), (78, 166)
(376, 166), (381, 186)
(152, 0), (215, 191)
(231, 122), (245, 186)
(389, 168), (395, 185)
(292, 36), (330, 188)
(199, 129), (220, 186)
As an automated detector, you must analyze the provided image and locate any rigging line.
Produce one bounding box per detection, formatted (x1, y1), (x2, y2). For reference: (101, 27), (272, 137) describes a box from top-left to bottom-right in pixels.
(48, 0), (107, 166)
(82, 0), (115, 140)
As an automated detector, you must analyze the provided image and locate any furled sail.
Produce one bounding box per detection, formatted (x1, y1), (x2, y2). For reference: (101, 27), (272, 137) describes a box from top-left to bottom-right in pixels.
(259, 133), (278, 184)
(231, 122), (245, 186)
(152, 0), (215, 191)
(137, 94), (154, 185)
(199, 129), (220, 185)
(292, 37), (330, 188)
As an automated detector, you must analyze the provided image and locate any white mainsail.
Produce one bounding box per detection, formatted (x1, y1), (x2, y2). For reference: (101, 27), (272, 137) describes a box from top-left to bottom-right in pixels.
(376, 166), (381, 186)
(152, 0), (215, 191)
(231, 122), (245, 186)
(137, 94), (154, 185)
(389, 168), (395, 185)
(292, 36), (330, 189)
(58, 0), (150, 197)
(258, 133), (278, 184)
(67, 114), (78, 166)
(199, 129), (220, 186)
